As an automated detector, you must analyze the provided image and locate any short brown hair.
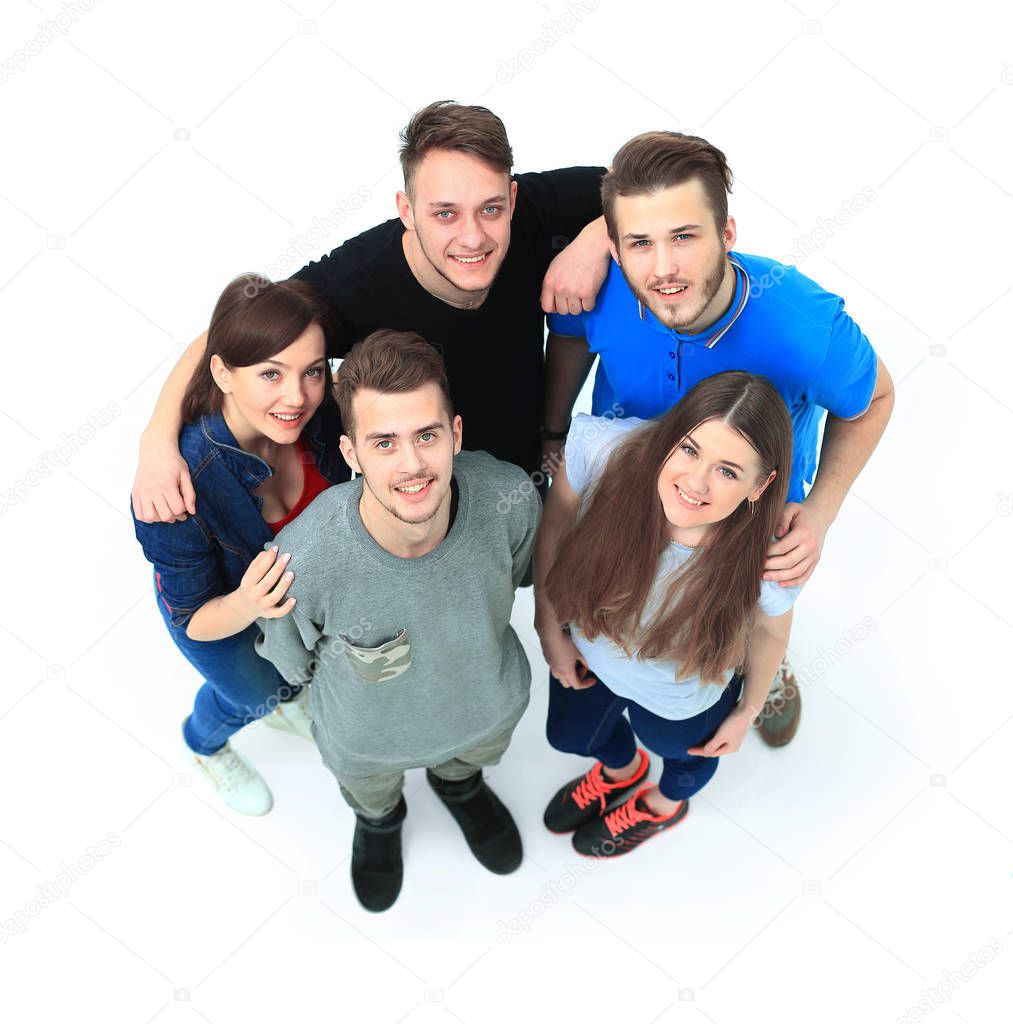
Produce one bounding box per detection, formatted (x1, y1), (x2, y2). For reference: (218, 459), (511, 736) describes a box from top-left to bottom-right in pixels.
(601, 131), (733, 243)
(181, 275), (333, 423)
(399, 100), (513, 197)
(335, 330), (454, 438)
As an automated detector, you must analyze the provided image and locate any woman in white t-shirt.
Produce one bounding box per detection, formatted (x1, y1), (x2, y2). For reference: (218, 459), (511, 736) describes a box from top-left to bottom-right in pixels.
(534, 371), (800, 857)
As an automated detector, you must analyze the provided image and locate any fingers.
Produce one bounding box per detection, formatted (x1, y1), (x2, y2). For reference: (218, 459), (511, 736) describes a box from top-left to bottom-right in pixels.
(261, 596), (297, 620)
(266, 567), (295, 606)
(260, 550), (292, 590)
(180, 468), (197, 516)
(242, 546), (278, 585)
(152, 494), (180, 524)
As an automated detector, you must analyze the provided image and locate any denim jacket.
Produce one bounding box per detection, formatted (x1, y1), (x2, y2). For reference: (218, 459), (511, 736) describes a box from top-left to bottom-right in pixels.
(132, 401), (349, 632)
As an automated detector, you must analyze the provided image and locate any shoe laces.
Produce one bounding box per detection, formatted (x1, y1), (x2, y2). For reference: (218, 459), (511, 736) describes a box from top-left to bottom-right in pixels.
(571, 763), (616, 810)
(603, 795), (658, 838)
(196, 746), (254, 793)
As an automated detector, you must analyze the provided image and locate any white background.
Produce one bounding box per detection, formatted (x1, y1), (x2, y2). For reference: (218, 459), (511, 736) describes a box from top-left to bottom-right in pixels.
(2, 1), (1012, 1021)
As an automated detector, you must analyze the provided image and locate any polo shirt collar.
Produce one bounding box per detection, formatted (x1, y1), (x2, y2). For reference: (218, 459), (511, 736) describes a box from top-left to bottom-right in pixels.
(638, 255), (749, 348)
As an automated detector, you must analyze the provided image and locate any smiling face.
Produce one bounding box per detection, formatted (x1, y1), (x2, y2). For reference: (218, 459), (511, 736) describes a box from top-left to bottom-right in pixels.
(340, 382), (463, 533)
(397, 148), (517, 302)
(610, 178), (737, 334)
(657, 417), (775, 545)
(211, 323), (327, 450)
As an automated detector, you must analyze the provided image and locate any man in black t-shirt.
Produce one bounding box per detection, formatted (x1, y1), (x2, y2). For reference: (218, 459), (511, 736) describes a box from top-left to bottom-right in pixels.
(132, 101), (611, 521)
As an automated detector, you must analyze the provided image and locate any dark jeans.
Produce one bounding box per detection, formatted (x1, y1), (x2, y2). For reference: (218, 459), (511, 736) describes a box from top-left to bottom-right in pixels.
(154, 576), (297, 755)
(546, 670), (744, 801)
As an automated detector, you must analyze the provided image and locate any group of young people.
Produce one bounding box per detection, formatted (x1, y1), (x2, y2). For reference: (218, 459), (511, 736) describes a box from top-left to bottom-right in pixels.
(131, 102), (893, 912)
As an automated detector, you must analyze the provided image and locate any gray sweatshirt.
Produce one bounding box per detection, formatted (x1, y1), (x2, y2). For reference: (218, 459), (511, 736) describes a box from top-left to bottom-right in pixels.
(255, 450), (541, 778)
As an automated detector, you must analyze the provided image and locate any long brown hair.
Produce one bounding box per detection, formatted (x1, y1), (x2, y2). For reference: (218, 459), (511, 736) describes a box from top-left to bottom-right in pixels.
(181, 275), (333, 424)
(546, 372), (792, 684)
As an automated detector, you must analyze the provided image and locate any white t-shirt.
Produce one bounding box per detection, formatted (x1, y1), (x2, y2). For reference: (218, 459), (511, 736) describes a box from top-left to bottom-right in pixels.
(564, 414), (800, 721)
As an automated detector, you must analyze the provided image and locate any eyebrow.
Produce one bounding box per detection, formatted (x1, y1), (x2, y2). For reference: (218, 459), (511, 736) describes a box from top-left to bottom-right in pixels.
(363, 422), (444, 442)
(427, 194), (508, 209)
(622, 224), (702, 241)
(260, 357), (328, 369)
(685, 433), (744, 472)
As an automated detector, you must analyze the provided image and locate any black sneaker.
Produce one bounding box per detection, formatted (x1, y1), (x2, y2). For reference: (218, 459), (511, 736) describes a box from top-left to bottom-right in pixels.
(572, 786), (688, 858)
(426, 769), (522, 874)
(351, 796), (407, 912)
(543, 749), (650, 834)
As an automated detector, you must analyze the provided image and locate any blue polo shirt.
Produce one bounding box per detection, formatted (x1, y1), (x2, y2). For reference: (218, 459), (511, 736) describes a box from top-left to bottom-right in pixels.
(548, 252), (878, 503)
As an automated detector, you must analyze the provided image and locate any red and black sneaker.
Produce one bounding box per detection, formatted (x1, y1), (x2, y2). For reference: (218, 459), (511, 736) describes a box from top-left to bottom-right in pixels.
(543, 750), (650, 834)
(571, 785), (688, 858)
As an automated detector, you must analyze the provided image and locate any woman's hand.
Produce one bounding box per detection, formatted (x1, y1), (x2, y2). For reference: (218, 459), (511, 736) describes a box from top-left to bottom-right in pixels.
(537, 623), (593, 689)
(687, 705), (754, 757)
(231, 546), (296, 625)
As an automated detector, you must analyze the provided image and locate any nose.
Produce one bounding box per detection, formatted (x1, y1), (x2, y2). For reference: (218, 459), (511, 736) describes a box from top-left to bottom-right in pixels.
(282, 374), (306, 408)
(688, 460), (709, 496)
(456, 212), (485, 250)
(653, 245), (679, 281)
(397, 443), (427, 478)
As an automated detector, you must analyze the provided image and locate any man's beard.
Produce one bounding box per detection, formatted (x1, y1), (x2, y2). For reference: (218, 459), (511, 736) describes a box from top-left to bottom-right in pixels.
(364, 474), (447, 526)
(623, 251), (729, 331)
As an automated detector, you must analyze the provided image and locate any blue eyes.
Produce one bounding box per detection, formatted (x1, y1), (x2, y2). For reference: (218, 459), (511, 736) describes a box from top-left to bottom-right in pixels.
(435, 207), (501, 220)
(631, 234), (693, 248)
(680, 445), (737, 479)
(376, 432), (437, 450)
(260, 367), (324, 381)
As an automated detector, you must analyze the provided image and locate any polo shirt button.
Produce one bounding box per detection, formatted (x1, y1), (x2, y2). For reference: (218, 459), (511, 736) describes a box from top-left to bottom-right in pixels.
(667, 373), (675, 381)
(668, 351), (675, 359)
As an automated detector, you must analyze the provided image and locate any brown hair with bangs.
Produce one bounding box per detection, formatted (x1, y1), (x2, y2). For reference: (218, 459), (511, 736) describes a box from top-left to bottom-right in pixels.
(399, 100), (513, 198)
(181, 275), (333, 424)
(602, 131), (734, 244)
(335, 329), (454, 439)
(545, 372), (792, 685)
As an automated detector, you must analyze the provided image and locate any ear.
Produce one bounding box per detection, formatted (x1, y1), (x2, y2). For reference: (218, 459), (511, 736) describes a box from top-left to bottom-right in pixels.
(339, 434), (361, 475)
(748, 468), (776, 503)
(210, 353), (231, 395)
(451, 414), (463, 455)
(396, 190), (414, 231)
(507, 178), (518, 217)
(722, 215), (737, 252)
(607, 236), (621, 265)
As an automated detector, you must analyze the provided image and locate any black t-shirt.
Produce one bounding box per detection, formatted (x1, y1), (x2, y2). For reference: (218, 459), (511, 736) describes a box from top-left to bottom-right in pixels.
(292, 166), (606, 474)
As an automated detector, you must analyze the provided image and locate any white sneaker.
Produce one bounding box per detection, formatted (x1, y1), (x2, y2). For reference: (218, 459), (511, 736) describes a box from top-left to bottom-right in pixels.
(188, 741), (274, 816)
(261, 686), (314, 742)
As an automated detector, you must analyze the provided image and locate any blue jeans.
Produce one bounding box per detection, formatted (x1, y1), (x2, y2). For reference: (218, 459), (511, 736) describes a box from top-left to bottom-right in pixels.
(154, 576), (298, 755)
(546, 671), (744, 801)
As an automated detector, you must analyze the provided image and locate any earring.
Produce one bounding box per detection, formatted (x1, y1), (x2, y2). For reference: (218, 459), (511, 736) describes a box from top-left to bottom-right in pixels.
(748, 499), (756, 516)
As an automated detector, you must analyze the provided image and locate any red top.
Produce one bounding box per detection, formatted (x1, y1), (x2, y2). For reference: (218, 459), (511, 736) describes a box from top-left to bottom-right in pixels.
(265, 438), (333, 535)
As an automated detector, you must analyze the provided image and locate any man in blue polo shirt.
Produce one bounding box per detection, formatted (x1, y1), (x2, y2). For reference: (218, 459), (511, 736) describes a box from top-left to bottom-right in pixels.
(542, 130), (894, 747)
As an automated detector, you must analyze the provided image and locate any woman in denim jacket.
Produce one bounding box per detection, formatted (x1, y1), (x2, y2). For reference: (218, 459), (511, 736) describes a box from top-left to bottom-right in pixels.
(132, 275), (348, 815)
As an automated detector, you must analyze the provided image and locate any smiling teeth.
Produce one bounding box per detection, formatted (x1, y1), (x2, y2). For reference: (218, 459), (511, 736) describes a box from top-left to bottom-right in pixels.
(272, 413), (301, 421)
(658, 286), (687, 294)
(396, 482), (428, 494)
(454, 255), (485, 263)
(678, 487), (703, 505)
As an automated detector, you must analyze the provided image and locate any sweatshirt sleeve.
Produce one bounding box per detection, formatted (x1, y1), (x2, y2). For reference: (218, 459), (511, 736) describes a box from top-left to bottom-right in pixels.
(255, 603), (324, 685)
(511, 483), (543, 589)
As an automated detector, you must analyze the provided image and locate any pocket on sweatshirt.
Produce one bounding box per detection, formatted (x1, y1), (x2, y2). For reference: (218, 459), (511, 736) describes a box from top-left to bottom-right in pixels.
(338, 628), (412, 683)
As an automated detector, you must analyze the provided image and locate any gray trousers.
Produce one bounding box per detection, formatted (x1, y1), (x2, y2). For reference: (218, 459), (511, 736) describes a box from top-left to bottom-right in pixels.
(334, 721), (518, 820)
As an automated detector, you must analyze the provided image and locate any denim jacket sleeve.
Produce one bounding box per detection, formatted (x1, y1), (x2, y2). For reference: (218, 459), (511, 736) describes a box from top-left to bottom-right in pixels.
(133, 514), (224, 631)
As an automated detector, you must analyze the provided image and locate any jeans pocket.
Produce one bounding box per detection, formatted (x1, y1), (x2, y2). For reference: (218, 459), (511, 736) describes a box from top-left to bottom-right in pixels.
(339, 628), (412, 683)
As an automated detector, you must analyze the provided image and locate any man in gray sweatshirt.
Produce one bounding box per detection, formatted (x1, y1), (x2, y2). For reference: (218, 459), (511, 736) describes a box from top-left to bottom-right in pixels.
(256, 329), (540, 912)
